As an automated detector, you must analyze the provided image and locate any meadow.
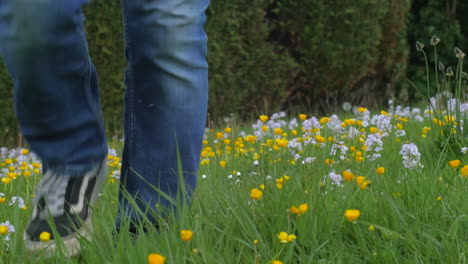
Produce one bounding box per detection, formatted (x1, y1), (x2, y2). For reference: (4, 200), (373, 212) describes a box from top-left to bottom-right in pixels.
(0, 100), (467, 263)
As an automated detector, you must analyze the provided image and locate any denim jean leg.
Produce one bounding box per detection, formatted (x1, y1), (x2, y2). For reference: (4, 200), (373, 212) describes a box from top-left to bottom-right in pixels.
(0, 0), (108, 177)
(118, 0), (210, 224)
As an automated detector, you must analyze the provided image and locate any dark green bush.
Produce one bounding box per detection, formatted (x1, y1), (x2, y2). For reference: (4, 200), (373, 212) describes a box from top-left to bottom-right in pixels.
(205, 0), (299, 121)
(406, 0), (467, 100)
(273, 0), (411, 111)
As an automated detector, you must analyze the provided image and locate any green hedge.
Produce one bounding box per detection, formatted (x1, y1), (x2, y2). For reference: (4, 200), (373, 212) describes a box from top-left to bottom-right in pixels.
(0, 0), (466, 146)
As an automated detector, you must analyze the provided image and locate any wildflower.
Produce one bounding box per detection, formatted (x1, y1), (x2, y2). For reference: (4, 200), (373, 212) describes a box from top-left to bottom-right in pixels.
(455, 47), (465, 60)
(274, 128), (283, 135)
(148, 253), (166, 264)
(357, 107), (367, 113)
(5, 159), (12, 164)
(438, 62), (445, 72)
(342, 102), (352, 111)
(21, 149), (29, 155)
(277, 232), (296, 243)
(400, 143), (424, 169)
(342, 170), (355, 181)
(272, 260), (284, 264)
(253, 239), (259, 245)
(448, 160), (461, 168)
(250, 188), (263, 200)
(430, 35), (440, 46)
(415, 41), (424, 52)
(376, 167), (385, 175)
(259, 115), (268, 122)
(2, 178), (11, 184)
(225, 127), (232, 133)
(262, 125), (268, 132)
(446, 67), (454, 77)
(290, 203), (308, 216)
(219, 161), (226, 168)
(460, 165), (468, 178)
(436, 196), (442, 201)
(180, 230), (193, 242)
(368, 225), (375, 231)
(39, 231), (51, 242)
(344, 209), (361, 222)
(259, 184), (265, 190)
(0, 225), (8, 235)
(319, 117), (330, 124)
(325, 159), (334, 165)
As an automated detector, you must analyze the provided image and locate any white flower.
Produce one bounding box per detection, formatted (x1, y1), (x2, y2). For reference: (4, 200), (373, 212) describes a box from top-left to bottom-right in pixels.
(400, 143), (424, 169)
(328, 171), (343, 186)
(461, 147), (468, 154)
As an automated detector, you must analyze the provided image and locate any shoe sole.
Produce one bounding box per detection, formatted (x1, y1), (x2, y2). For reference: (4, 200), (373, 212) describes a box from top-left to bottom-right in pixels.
(24, 160), (107, 257)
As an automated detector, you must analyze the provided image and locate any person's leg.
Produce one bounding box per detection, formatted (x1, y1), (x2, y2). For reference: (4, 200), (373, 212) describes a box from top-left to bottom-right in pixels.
(118, 0), (209, 227)
(0, 0), (108, 256)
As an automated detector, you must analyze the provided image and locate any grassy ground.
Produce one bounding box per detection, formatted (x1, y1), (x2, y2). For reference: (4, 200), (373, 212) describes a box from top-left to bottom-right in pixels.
(0, 104), (467, 263)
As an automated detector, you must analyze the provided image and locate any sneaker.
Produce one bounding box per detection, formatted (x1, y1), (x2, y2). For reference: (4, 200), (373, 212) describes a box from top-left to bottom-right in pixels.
(23, 159), (107, 257)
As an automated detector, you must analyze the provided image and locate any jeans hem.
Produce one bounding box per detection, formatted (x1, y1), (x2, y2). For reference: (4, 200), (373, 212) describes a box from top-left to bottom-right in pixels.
(44, 158), (106, 178)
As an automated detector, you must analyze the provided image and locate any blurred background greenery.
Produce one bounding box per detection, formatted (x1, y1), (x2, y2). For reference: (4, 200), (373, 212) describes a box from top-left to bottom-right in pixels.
(0, 0), (467, 145)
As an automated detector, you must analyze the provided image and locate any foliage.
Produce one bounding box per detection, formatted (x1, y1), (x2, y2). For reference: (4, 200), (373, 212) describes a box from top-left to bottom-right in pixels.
(272, 0), (411, 111)
(205, 0), (299, 121)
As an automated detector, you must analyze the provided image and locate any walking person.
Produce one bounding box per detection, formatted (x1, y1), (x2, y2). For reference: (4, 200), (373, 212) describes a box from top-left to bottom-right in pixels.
(0, 0), (209, 256)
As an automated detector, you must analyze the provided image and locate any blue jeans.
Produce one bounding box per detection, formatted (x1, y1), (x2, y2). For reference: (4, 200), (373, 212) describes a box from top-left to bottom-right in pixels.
(0, 0), (209, 225)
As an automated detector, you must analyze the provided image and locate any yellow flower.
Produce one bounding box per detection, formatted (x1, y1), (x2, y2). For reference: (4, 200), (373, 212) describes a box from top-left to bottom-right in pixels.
(376, 167), (385, 175)
(245, 135), (257, 143)
(325, 159), (334, 165)
(290, 203), (308, 216)
(253, 239), (259, 245)
(460, 165), (468, 178)
(436, 196), (442, 201)
(368, 225), (375, 231)
(2, 177), (11, 184)
(262, 125), (269, 132)
(276, 183), (283, 189)
(271, 261), (284, 264)
(21, 149), (29, 155)
(344, 209), (361, 222)
(315, 135), (325, 143)
(224, 127), (232, 133)
(360, 180), (371, 190)
(299, 114), (307, 121)
(291, 129), (298, 136)
(0, 197), (5, 203)
(369, 127), (379, 133)
(32, 162), (41, 168)
(219, 161), (226, 168)
(0, 225), (8, 235)
(274, 128), (283, 135)
(357, 107), (367, 113)
(223, 139), (231, 145)
(342, 171), (355, 181)
(259, 115), (269, 122)
(277, 232), (296, 243)
(349, 146), (356, 152)
(5, 159), (13, 165)
(448, 160), (461, 168)
(216, 132), (224, 139)
(148, 253), (166, 264)
(180, 230), (193, 242)
(355, 176), (366, 186)
(250, 188), (263, 200)
(319, 117), (330, 124)
(39, 232), (51, 242)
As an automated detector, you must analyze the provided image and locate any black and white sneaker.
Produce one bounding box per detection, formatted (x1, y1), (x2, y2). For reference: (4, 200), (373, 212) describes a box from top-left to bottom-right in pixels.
(24, 159), (107, 257)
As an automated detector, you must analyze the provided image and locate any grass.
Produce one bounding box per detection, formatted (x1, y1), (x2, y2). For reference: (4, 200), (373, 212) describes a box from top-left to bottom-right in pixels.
(0, 104), (467, 264)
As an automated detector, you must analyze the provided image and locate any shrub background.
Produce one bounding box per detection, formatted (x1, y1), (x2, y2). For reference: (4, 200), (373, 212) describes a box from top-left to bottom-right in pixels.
(0, 0), (467, 145)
